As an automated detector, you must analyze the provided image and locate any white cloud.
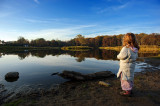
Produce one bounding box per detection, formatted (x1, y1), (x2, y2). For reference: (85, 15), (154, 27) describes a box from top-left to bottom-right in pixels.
(0, 24), (159, 41)
(98, 2), (130, 13)
(84, 25), (157, 37)
(24, 25), (96, 40)
(24, 18), (78, 24)
(34, 0), (39, 4)
(0, 25), (96, 41)
(24, 19), (49, 23)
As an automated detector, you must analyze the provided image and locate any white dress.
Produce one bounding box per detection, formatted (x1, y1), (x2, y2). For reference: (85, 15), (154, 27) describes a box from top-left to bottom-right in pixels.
(117, 46), (138, 81)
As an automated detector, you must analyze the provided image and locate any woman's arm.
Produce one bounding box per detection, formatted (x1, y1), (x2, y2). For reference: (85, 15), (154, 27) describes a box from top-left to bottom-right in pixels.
(117, 47), (128, 60)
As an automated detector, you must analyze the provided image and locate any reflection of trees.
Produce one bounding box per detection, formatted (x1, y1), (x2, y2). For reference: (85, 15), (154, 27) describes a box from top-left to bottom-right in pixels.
(0, 49), (159, 61)
(18, 53), (30, 60)
(30, 50), (65, 58)
(66, 50), (119, 61)
(66, 50), (159, 61)
(75, 57), (85, 62)
(75, 52), (85, 62)
(31, 52), (47, 58)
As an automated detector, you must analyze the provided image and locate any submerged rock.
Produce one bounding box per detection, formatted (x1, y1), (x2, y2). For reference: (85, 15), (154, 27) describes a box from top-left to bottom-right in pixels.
(58, 70), (115, 81)
(5, 72), (19, 82)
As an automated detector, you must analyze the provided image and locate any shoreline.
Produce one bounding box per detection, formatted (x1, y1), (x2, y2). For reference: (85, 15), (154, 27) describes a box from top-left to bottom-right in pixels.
(1, 69), (160, 106)
(0, 45), (159, 52)
(0, 46), (61, 52)
(99, 45), (160, 53)
(1, 56), (160, 106)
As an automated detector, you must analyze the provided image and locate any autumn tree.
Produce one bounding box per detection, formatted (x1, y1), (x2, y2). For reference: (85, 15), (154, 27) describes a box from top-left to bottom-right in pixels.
(17, 36), (29, 46)
(136, 33), (147, 45)
(116, 34), (124, 46)
(50, 39), (58, 47)
(95, 36), (103, 47)
(102, 36), (110, 47)
(75, 34), (87, 46)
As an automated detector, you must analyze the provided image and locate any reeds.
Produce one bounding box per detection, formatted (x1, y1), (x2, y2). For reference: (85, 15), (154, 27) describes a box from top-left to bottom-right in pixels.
(61, 46), (93, 51)
(99, 45), (160, 53)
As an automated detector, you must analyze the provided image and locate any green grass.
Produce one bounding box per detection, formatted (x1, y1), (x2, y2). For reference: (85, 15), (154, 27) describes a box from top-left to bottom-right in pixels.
(99, 46), (122, 51)
(99, 45), (160, 53)
(61, 46), (93, 51)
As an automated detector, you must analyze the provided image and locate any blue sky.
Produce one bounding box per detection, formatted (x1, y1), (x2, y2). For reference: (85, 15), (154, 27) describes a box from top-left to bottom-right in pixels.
(0, 0), (160, 41)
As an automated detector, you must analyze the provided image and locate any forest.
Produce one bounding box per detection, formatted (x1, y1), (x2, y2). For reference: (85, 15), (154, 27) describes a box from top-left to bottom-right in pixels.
(0, 33), (160, 47)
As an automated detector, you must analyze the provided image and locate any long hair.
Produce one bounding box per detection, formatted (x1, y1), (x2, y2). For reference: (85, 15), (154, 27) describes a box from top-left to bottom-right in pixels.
(123, 33), (140, 50)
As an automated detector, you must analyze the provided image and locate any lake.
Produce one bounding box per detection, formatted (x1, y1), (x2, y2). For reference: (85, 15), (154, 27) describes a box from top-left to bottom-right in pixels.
(0, 49), (159, 93)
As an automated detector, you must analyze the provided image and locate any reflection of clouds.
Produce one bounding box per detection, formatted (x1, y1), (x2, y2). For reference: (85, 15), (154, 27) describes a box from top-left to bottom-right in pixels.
(26, 55), (77, 67)
(0, 55), (19, 66)
(27, 55), (103, 71)
(0, 54), (154, 76)
(0, 54), (120, 74)
(23, 55), (120, 74)
(86, 58), (119, 64)
(28, 55), (118, 68)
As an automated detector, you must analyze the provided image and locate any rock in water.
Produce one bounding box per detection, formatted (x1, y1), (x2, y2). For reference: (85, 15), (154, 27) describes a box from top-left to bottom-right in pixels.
(58, 70), (115, 81)
(5, 72), (19, 79)
(59, 71), (85, 80)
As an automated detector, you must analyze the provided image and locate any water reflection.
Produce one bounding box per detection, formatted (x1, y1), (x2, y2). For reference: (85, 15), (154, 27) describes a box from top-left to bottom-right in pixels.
(0, 49), (159, 95)
(18, 53), (30, 60)
(75, 56), (85, 62)
(0, 53), (2, 58)
(1, 49), (159, 61)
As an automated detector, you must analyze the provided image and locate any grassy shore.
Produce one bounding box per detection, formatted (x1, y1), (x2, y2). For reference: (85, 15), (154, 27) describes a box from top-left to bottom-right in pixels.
(61, 46), (93, 51)
(99, 45), (160, 53)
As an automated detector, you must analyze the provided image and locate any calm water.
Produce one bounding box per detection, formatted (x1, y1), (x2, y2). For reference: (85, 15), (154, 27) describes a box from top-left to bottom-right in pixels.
(0, 49), (159, 91)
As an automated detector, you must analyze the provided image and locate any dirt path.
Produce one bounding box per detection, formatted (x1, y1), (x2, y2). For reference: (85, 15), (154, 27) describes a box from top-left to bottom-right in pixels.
(3, 69), (160, 106)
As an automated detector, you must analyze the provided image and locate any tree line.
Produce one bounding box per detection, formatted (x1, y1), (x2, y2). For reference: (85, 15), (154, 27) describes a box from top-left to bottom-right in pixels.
(1, 33), (160, 47)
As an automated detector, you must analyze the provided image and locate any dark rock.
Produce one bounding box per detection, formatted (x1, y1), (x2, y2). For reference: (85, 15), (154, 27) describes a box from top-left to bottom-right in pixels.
(5, 72), (19, 78)
(5, 72), (19, 82)
(58, 70), (115, 81)
(58, 71), (85, 80)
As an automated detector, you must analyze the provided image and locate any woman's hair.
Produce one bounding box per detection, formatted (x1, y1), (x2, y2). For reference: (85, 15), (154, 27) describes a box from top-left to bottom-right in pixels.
(123, 33), (140, 50)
